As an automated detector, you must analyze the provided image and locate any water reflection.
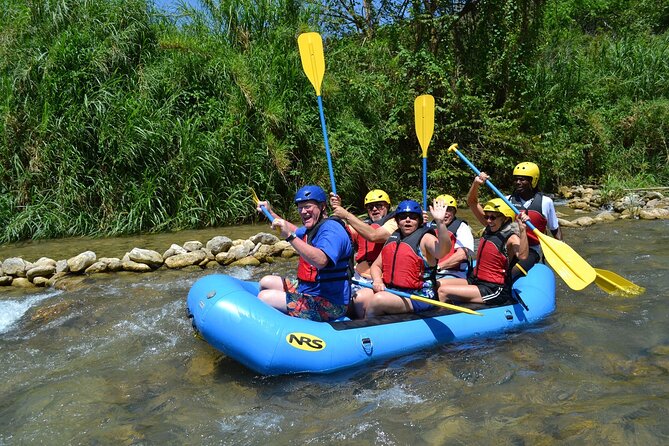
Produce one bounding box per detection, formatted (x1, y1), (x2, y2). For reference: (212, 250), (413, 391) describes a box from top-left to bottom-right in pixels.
(0, 218), (667, 444)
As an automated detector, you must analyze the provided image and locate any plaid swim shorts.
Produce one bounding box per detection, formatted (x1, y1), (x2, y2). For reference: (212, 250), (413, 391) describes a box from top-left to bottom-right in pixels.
(282, 278), (348, 322)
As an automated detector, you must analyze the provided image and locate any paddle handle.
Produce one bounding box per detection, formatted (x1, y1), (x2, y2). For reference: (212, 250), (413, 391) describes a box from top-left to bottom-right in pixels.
(449, 146), (538, 233)
(259, 206), (274, 223)
(317, 96), (337, 195)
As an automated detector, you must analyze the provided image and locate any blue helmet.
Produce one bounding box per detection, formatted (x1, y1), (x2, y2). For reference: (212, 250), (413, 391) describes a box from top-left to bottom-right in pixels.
(294, 185), (327, 204)
(395, 200), (422, 216)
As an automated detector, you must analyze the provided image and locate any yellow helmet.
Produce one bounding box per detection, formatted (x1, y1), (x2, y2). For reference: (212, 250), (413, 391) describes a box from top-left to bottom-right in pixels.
(513, 162), (540, 188)
(483, 199), (515, 219)
(364, 189), (391, 206)
(435, 194), (457, 210)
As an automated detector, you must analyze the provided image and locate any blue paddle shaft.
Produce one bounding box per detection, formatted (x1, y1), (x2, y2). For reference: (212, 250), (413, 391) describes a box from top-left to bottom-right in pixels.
(353, 279), (416, 300)
(422, 157), (428, 211)
(317, 95), (337, 195)
(452, 148), (539, 233)
(260, 206), (274, 222)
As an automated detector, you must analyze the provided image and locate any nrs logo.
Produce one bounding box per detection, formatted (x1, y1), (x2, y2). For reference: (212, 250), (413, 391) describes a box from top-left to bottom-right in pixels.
(286, 332), (326, 351)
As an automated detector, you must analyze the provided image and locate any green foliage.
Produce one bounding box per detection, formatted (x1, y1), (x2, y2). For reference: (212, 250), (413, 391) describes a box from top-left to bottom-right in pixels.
(0, 0), (667, 242)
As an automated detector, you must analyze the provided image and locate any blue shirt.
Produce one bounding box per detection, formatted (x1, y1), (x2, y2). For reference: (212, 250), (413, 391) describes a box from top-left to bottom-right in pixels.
(295, 219), (353, 305)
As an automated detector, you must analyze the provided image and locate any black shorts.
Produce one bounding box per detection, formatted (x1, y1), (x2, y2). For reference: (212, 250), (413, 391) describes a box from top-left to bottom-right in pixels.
(467, 276), (512, 305)
(512, 249), (541, 278)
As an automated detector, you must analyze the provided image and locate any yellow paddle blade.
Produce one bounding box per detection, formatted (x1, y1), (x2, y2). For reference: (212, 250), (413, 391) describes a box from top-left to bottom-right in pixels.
(298, 32), (325, 96)
(594, 268), (645, 296)
(414, 94), (435, 158)
(248, 187), (260, 205)
(535, 230), (596, 290)
(409, 293), (483, 316)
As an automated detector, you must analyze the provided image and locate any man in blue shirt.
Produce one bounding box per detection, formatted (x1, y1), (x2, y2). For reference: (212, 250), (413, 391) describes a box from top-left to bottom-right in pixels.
(256, 185), (353, 322)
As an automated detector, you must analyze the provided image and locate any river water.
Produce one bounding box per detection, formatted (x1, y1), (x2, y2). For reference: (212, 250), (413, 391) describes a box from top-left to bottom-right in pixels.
(0, 215), (667, 445)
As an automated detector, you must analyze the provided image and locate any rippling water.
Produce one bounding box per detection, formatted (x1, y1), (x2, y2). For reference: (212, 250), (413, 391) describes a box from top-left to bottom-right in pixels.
(1, 218), (667, 445)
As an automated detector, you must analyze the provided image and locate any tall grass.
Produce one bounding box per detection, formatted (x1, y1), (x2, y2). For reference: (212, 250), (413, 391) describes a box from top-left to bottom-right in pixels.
(1, 0), (668, 243)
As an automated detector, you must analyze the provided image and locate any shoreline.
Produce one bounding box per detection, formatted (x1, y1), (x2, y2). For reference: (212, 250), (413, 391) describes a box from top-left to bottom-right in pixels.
(1, 186), (667, 292)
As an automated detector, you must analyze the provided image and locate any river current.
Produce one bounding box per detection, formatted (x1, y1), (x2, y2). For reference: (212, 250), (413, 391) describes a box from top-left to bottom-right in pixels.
(0, 215), (667, 445)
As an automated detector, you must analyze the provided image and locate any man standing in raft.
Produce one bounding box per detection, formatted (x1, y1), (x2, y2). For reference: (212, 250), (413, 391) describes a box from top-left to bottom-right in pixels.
(255, 185), (353, 322)
(508, 162), (562, 276)
(329, 189), (397, 286)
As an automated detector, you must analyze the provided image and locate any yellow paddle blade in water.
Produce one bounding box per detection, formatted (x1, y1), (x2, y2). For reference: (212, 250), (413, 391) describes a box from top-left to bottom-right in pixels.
(414, 94), (435, 158)
(594, 268), (645, 296)
(298, 32), (325, 96)
(535, 230), (596, 290)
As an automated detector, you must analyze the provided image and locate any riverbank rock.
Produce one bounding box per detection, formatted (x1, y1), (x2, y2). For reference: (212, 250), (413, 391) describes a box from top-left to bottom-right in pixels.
(68, 251), (96, 273)
(165, 250), (206, 269)
(206, 236), (233, 255)
(128, 248), (163, 269)
(183, 241), (203, 252)
(2, 257), (30, 277)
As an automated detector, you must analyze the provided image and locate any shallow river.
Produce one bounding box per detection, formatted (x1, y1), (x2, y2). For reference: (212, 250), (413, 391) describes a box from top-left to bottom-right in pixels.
(0, 216), (667, 445)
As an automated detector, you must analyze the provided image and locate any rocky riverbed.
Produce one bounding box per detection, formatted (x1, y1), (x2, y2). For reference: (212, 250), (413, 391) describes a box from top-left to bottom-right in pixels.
(1, 186), (667, 291)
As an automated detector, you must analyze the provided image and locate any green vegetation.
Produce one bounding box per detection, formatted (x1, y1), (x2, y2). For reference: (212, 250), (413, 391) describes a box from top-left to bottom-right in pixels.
(1, 0), (667, 243)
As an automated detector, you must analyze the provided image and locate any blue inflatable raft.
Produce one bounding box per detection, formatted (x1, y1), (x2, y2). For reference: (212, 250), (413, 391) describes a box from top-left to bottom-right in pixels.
(186, 264), (556, 375)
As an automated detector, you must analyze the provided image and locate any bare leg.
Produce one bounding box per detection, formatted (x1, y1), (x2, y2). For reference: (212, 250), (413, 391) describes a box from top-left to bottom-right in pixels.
(365, 291), (413, 318)
(259, 275), (285, 291)
(437, 278), (484, 304)
(352, 288), (374, 319)
(257, 289), (288, 313)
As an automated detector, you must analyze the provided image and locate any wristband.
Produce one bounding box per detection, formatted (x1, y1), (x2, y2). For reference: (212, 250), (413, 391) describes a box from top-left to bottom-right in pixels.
(285, 232), (297, 242)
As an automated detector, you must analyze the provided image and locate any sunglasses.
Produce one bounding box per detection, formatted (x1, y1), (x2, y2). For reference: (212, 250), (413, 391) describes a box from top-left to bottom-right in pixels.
(366, 202), (386, 211)
(397, 213), (419, 221)
(483, 214), (502, 221)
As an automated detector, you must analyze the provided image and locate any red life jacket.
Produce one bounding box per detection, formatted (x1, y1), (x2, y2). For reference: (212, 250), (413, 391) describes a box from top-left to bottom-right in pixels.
(297, 217), (352, 283)
(509, 192), (547, 246)
(472, 223), (515, 285)
(354, 212), (394, 265)
(381, 226), (435, 290)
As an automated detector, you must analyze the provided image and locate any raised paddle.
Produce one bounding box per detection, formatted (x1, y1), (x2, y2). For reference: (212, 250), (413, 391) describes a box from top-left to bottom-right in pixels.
(415, 94), (435, 211)
(249, 187), (275, 222)
(298, 32), (337, 195)
(447, 143), (597, 291)
(353, 279), (483, 316)
(594, 268), (645, 296)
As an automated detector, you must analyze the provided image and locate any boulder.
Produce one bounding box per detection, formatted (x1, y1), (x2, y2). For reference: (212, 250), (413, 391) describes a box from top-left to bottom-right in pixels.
(34, 257), (57, 267)
(558, 218), (579, 228)
(32, 277), (50, 287)
(206, 236), (233, 255)
(121, 258), (153, 272)
(2, 257), (29, 277)
(249, 232), (279, 246)
(639, 208), (669, 220)
(230, 256), (261, 267)
(227, 240), (255, 261)
(12, 277), (34, 288)
(163, 243), (187, 259)
(0, 276), (12, 286)
(183, 241), (203, 252)
(253, 244), (280, 262)
(594, 211), (618, 222)
(56, 259), (69, 273)
(68, 251), (96, 273)
(128, 248), (163, 268)
(215, 251), (235, 265)
(572, 216), (596, 227)
(26, 264), (56, 281)
(99, 257), (123, 272)
(85, 261), (109, 274)
(165, 250), (207, 269)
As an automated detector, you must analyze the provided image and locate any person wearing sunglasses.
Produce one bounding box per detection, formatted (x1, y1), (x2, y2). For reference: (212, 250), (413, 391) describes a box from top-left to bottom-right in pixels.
(508, 162), (563, 277)
(437, 173), (529, 306)
(352, 199), (452, 318)
(329, 190), (397, 285)
(255, 185), (353, 322)
(427, 194), (475, 280)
